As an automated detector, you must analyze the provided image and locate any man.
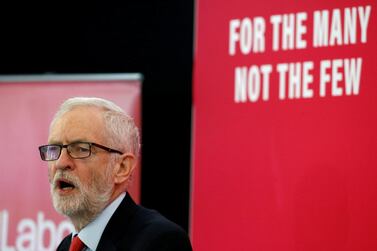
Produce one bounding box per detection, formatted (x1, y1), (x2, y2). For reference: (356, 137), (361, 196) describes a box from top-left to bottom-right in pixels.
(38, 97), (192, 251)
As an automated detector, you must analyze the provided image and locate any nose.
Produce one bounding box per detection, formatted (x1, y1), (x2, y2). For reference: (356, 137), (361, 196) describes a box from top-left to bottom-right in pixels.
(54, 147), (74, 170)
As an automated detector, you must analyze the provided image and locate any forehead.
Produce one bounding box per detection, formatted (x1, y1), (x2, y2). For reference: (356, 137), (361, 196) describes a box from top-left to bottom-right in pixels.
(48, 106), (106, 143)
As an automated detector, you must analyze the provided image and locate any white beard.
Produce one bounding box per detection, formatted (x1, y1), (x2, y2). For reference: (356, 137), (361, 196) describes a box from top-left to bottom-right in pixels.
(50, 166), (113, 227)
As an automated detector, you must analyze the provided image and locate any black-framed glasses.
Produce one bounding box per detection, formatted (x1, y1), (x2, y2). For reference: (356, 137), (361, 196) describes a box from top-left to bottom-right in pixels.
(38, 142), (124, 161)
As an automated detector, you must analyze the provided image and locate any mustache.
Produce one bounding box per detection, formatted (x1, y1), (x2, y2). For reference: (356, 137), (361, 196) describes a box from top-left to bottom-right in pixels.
(51, 170), (81, 189)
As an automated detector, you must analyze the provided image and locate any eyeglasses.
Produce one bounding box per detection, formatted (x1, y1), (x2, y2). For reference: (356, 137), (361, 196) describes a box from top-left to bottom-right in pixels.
(38, 142), (124, 161)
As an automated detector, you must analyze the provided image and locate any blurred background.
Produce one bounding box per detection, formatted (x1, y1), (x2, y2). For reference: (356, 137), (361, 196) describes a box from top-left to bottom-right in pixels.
(3, 2), (375, 251)
(0, 1), (194, 232)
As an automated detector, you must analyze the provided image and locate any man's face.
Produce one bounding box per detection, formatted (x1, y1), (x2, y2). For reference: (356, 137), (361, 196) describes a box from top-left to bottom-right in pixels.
(47, 106), (115, 218)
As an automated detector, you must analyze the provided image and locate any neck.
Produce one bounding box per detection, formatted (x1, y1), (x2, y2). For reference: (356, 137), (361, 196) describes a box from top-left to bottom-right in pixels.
(69, 206), (104, 231)
(69, 190), (125, 231)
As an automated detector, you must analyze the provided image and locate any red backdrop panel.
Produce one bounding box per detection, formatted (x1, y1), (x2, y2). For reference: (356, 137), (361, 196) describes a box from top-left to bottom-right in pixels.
(0, 76), (141, 251)
(191, 1), (377, 250)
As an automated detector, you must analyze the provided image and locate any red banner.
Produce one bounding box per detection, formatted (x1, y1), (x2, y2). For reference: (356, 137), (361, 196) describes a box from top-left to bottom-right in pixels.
(191, 1), (377, 250)
(0, 75), (141, 251)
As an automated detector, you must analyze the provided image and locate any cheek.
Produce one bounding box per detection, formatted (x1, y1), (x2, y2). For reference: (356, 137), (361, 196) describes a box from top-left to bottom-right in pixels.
(93, 166), (114, 187)
(95, 157), (115, 179)
(78, 170), (94, 187)
(81, 158), (113, 186)
(82, 164), (104, 186)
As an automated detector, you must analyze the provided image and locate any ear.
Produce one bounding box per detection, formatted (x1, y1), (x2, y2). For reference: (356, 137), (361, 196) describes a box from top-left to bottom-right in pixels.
(113, 153), (137, 185)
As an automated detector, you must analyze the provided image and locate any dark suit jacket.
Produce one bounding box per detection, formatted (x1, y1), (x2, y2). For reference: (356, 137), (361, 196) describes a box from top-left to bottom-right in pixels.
(56, 195), (192, 251)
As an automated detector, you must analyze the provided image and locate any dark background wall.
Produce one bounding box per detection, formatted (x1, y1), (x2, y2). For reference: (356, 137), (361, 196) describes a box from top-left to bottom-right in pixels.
(0, 1), (194, 231)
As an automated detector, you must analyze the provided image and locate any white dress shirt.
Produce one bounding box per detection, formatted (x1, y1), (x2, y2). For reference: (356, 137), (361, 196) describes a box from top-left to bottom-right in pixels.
(71, 192), (126, 251)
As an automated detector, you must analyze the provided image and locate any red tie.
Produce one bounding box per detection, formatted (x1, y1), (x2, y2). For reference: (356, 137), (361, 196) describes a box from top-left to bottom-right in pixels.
(69, 235), (85, 251)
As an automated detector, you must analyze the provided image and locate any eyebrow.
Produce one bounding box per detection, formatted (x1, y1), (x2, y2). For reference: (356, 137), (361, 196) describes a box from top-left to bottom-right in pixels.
(47, 139), (89, 145)
(47, 139), (60, 145)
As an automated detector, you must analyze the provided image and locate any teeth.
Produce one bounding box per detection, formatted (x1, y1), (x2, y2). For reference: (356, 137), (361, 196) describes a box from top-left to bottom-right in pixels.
(61, 186), (74, 191)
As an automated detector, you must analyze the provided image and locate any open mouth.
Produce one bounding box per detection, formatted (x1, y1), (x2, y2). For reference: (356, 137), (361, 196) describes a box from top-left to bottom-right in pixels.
(57, 179), (76, 191)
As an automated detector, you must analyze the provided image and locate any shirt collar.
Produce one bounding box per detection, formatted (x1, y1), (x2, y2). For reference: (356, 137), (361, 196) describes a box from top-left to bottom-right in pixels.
(72, 192), (126, 251)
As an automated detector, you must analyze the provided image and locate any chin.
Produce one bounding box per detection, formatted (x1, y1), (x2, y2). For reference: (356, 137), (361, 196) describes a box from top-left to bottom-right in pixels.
(52, 190), (84, 217)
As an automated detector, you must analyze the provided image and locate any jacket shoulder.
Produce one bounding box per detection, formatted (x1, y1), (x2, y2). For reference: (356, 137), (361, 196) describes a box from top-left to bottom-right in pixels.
(99, 195), (192, 251)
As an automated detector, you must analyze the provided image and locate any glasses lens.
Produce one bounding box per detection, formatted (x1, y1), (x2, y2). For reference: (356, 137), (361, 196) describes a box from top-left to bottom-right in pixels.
(67, 142), (91, 158)
(40, 145), (61, 161)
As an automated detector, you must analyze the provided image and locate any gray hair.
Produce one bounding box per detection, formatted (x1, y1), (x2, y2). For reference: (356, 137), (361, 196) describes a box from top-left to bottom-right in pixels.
(50, 97), (140, 157)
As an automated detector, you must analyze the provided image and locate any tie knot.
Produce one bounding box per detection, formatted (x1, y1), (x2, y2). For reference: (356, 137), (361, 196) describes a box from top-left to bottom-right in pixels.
(69, 235), (85, 251)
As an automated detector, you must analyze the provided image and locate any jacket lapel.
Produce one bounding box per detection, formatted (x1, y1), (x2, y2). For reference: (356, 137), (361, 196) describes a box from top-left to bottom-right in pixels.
(56, 233), (72, 251)
(96, 194), (139, 250)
